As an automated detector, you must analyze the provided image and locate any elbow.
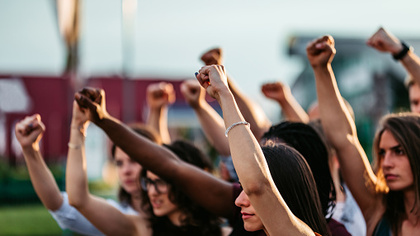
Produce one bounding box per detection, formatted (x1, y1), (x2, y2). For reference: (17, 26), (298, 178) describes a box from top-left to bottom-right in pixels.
(67, 193), (85, 210)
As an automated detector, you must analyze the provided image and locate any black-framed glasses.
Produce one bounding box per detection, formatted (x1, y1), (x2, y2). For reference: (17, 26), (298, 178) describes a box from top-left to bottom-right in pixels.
(141, 177), (169, 194)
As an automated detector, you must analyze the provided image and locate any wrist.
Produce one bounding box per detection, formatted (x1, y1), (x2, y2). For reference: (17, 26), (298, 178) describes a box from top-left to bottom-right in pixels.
(71, 123), (87, 137)
(392, 42), (412, 61)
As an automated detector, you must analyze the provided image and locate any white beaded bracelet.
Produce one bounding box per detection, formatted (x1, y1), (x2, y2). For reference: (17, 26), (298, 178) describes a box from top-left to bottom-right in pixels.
(225, 121), (250, 137)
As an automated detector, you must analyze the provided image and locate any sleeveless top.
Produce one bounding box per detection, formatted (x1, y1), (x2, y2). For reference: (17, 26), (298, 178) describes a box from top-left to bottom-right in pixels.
(373, 217), (391, 236)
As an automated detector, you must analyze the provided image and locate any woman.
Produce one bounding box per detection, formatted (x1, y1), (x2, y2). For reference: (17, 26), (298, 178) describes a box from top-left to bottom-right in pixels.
(195, 65), (329, 235)
(308, 34), (420, 235)
(74, 84), (332, 235)
(67, 100), (223, 235)
(14, 109), (159, 235)
(140, 140), (222, 236)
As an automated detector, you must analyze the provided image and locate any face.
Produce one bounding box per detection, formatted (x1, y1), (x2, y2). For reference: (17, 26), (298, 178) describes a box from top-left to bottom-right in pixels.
(234, 190), (264, 232)
(409, 83), (420, 114)
(145, 171), (181, 220)
(114, 147), (142, 195)
(379, 130), (413, 192)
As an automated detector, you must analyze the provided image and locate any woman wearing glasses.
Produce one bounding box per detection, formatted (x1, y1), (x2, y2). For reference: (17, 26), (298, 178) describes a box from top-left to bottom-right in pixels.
(66, 98), (223, 236)
(139, 141), (223, 236)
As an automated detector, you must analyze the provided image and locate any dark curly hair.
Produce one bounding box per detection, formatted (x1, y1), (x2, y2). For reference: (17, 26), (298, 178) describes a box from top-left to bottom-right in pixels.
(140, 140), (222, 236)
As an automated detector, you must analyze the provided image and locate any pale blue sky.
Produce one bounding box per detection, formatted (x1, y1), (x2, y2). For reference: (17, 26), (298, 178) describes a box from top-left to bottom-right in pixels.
(1, 0), (420, 119)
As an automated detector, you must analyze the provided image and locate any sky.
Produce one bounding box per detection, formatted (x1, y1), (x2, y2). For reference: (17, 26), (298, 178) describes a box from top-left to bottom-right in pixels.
(1, 0), (420, 119)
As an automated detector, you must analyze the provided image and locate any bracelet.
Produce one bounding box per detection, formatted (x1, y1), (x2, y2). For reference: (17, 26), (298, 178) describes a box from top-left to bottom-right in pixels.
(225, 121), (250, 137)
(68, 143), (83, 149)
(393, 42), (412, 61)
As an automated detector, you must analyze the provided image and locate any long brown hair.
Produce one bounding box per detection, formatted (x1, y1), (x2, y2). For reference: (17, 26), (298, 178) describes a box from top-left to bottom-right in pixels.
(373, 112), (420, 235)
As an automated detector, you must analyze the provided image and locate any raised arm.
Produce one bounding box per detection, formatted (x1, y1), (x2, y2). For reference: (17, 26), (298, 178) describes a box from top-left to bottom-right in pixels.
(15, 114), (62, 211)
(367, 27), (420, 85)
(146, 82), (175, 144)
(308, 36), (380, 221)
(200, 48), (272, 141)
(196, 65), (314, 236)
(66, 101), (144, 235)
(74, 88), (234, 218)
(261, 82), (309, 123)
(180, 79), (230, 156)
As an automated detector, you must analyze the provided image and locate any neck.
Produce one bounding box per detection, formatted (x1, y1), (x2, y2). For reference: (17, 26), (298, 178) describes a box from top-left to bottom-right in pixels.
(404, 189), (420, 225)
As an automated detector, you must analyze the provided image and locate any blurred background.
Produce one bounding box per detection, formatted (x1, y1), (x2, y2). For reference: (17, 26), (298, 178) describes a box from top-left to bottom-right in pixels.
(1, 0), (419, 234)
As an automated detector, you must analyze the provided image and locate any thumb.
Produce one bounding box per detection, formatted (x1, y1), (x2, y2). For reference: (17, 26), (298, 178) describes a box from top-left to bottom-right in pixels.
(75, 93), (97, 112)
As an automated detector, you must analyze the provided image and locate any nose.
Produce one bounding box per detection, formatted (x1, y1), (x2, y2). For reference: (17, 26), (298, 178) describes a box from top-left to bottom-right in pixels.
(381, 152), (394, 169)
(235, 190), (250, 208)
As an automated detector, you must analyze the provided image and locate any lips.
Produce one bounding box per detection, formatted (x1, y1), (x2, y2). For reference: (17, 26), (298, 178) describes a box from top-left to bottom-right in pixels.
(150, 198), (163, 209)
(241, 212), (254, 220)
(385, 174), (398, 181)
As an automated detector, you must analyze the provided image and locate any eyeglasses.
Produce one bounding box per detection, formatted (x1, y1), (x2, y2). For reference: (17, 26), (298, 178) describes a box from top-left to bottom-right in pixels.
(141, 177), (169, 194)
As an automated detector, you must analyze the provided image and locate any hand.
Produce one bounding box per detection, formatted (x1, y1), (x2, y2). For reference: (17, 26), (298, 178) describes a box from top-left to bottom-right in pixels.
(15, 114), (46, 150)
(195, 65), (229, 101)
(71, 101), (90, 133)
(366, 27), (402, 54)
(261, 82), (291, 103)
(200, 48), (223, 65)
(180, 80), (206, 109)
(146, 82), (176, 110)
(74, 87), (109, 124)
(306, 35), (336, 68)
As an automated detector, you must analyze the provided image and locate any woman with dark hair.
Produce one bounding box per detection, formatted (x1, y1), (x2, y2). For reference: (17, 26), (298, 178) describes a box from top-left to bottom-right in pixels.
(140, 140), (222, 236)
(67, 102), (223, 235)
(74, 84), (332, 235)
(261, 121), (336, 220)
(309, 34), (420, 235)
(234, 143), (328, 235)
(194, 65), (329, 235)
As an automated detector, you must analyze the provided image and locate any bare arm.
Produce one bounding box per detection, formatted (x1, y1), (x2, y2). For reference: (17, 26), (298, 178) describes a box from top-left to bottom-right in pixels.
(196, 65), (314, 236)
(261, 82), (309, 123)
(66, 101), (142, 235)
(75, 88), (234, 218)
(146, 82), (175, 144)
(200, 47), (271, 141)
(180, 79), (230, 156)
(308, 36), (383, 227)
(367, 27), (420, 85)
(15, 114), (63, 211)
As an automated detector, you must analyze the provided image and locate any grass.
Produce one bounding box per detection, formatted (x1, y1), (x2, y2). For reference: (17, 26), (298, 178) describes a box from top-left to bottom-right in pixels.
(0, 204), (64, 236)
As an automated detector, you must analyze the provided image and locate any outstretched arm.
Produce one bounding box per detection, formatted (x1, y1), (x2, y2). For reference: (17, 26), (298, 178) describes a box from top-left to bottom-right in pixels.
(261, 82), (309, 123)
(308, 36), (381, 225)
(180, 79), (230, 156)
(15, 114), (62, 211)
(74, 88), (234, 218)
(146, 82), (175, 144)
(66, 101), (143, 235)
(367, 27), (420, 85)
(200, 48), (272, 141)
(196, 65), (315, 236)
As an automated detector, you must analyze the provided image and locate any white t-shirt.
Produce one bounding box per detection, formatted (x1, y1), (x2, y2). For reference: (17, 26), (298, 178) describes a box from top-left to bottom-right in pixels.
(49, 192), (138, 236)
